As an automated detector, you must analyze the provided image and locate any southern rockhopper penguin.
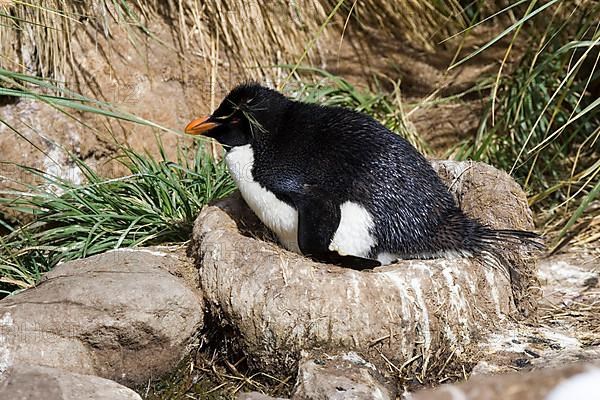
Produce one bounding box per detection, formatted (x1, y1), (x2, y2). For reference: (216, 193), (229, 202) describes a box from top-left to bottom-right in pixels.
(185, 83), (543, 271)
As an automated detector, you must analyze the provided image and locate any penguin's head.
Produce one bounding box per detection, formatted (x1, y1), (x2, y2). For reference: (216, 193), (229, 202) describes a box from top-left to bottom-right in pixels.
(184, 83), (288, 149)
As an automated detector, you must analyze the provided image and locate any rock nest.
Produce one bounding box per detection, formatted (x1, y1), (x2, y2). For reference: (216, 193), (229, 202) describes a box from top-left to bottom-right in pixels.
(190, 160), (541, 377)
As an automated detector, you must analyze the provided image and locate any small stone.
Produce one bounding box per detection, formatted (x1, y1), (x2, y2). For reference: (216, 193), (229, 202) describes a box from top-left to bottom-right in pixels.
(237, 392), (288, 400)
(292, 352), (395, 400)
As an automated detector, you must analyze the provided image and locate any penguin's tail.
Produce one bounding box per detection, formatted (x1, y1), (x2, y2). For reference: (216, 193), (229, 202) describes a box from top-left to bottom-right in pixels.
(466, 221), (545, 278)
(470, 225), (544, 253)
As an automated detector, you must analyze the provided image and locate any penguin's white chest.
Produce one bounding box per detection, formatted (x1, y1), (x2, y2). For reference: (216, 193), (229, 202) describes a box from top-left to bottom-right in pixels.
(224, 145), (379, 260)
(328, 201), (377, 258)
(225, 145), (300, 252)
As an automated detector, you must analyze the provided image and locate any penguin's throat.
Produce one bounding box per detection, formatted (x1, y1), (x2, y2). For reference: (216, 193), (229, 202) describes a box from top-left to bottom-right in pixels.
(224, 145), (300, 253)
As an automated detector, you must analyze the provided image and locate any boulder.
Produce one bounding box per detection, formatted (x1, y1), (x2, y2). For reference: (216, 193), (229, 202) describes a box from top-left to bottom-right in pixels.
(0, 363), (141, 400)
(0, 248), (203, 387)
(413, 362), (600, 400)
(190, 160), (540, 378)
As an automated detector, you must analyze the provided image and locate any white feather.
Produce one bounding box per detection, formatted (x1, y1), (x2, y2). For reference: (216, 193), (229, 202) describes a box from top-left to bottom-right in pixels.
(225, 145), (300, 252)
(377, 252), (399, 264)
(329, 201), (377, 257)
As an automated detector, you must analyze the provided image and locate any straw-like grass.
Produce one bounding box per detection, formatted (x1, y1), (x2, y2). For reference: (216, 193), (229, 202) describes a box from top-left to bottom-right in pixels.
(142, 325), (293, 399)
(0, 1), (486, 85)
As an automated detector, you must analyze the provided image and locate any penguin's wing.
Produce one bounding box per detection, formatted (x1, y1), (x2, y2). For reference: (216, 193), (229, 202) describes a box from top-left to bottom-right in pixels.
(291, 186), (381, 270)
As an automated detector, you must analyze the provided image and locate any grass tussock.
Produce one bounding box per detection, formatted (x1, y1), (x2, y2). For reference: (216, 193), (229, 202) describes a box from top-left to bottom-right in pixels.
(0, 0), (329, 84)
(451, 0), (599, 251)
(0, 141), (234, 295)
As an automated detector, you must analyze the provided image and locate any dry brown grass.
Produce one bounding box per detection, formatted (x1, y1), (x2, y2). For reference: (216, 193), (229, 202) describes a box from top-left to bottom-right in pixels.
(0, 0), (480, 87)
(142, 324), (294, 399)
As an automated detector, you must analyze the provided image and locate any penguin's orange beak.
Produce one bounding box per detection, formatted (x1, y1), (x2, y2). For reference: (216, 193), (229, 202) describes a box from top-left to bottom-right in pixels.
(184, 116), (220, 135)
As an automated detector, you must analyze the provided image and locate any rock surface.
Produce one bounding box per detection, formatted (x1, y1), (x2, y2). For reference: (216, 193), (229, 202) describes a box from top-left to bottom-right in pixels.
(413, 362), (600, 400)
(0, 248), (203, 387)
(470, 248), (600, 375)
(0, 363), (141, 400)
(191, 160), (539, 377)
(292, 352), (394, 400)
(0, 6), (199, 197)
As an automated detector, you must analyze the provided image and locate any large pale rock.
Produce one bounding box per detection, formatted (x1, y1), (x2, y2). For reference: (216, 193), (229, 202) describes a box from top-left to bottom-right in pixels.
(413, 362), (600, 400)
(0, 363), (141, 400)
(0, 248), (203, 387)
(191, 160), (539, 377)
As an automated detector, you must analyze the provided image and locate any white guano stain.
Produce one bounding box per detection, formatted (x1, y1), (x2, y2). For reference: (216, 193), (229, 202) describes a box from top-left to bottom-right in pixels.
(538, 327), (582, 350)
(442, 267), (471, 346)
(439, 385), (469, 400)
(484, 268), (503, 319)
(372, 387), (388, 400)
(463, 266), (478, 294)
(341, 352), (377, 371)
(348, 273), (362, 305)
(378, 271), (413, 352)
(482, 327), (581, 356)
(483, 331), (528, 353)
(44, 147), (82, 186)
(410, 277), (431, 351)
(346, 273), (369, 328)
(381, 271), (413, 319)
(106, 248), (169, 258)
(0, 312), (13, 375)
(443, 324), (458, 348)
(538, 260), (597, 285)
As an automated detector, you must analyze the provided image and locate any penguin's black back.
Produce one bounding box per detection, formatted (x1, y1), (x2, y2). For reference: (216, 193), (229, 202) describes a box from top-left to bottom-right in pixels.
(250, 99), (478, 259)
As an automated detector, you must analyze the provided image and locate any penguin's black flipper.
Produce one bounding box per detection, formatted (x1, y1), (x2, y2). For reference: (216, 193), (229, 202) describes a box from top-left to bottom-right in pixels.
(294, 193), (381, 271)
(315, 251), (382, 270)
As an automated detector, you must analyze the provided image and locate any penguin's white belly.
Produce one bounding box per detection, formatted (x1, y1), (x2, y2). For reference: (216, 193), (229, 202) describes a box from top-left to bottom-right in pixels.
(328, 201), (377, 258)
(225, 145), (389, 263)
(225, 145), (300, 252)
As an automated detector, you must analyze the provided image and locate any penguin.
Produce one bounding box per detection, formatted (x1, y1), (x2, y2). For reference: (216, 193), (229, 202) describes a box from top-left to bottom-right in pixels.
(185, 83), (542, 270)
